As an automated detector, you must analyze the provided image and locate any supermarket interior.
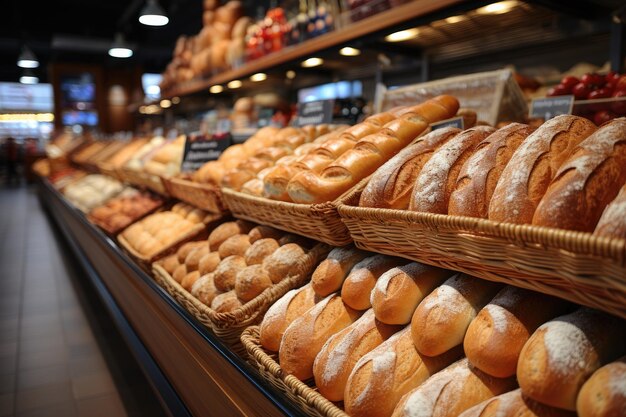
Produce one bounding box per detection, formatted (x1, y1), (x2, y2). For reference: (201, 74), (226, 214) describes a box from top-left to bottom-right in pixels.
(1, 1), (626, 417)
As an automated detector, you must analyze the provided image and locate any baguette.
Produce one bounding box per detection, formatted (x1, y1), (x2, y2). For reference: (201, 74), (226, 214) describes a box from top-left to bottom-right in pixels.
(577, 357), (626, 417)
(458, 388), (577, 417)
(594, 183), (626, 239)
(311, 245), (370, 297)
(488, 115), (597, 224)
(533, 118), (626, 231)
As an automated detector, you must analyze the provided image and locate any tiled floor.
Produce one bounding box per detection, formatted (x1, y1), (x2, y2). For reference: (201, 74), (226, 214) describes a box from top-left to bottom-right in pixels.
(0, 184), (168, 417)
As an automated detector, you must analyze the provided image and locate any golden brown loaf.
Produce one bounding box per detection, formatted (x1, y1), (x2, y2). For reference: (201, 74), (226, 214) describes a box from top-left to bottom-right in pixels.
(213, 255), (246, 291)
(191, 273), (221, 306)
(448, 123), (535, 218)
(211, 290), (242, 313)
(411, 274), (502, 357)
(311, 245), (370, 297)
(181, 270), (201, 291)
(464, 286), (573, 378)
(185, 246), (209, 271)
(313, 309), (401, 401)
(208, 220), (254, 251)
(488, 115), (597, 224)
(517, 308), (626, 411)
(458, 389), (577, 417)
(371, 262), (452, 325)
(409, 126), (496, 214)
(279, 293), (361, 380)
(248, 225), (284, 243)
(172, 264), (187, 283)
(218, 234), (251, 258)
(234, 264), (272, 302)
(261, 243), (306, 284)
(344, 326), (464, 417)
(576, 357), (626, 417)
(359, 127), (461, 209)
(532, 118), (626, 232)
(594, 183), (626, 239)
(244, 238), (279, 265)
(198, 252), (221, 275)
(177, 241), (206, 263)
(162, 254), (179, 275)
(341, 255), (405, 310)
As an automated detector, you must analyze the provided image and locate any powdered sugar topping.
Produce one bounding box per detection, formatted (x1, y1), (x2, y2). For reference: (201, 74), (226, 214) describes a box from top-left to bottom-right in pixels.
(421, 274), (468, 315)
(542, 318), (592, 375)
(262, 286), (301, 324)
(484, 304), (510, 333)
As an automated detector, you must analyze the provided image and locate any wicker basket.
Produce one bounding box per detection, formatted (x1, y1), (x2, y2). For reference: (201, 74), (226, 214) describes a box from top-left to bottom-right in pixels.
(241, 326), (348, 417)
(97, 161), (122, 181)
(162, 176), (227, 214)
(118, 167), (169, 197)
(88, 200), (165, 237)
(338, 187), (626, 320)
(152, 243), (330, 352)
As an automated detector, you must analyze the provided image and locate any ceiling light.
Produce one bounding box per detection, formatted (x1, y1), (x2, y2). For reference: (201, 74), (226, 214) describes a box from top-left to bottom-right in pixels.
(210, 85), (224, 93)
(227, 80), (242, 89)
(19, 69), (38, 84)
(171, 96), (180, 104)
(301, 57), (323, 68)
(17, 45), (39, 68)
(108, 33), (133, 58)
(339, 47), (361, 56)
(250, 73), (267, 82)
(476, 1), (517, 15)
(286, 70), (296, 79)
(384, 28), (419, 42)
(445, 15), (467, 23)
(160, 99), (172, 108)
(139, 0), (169, 26)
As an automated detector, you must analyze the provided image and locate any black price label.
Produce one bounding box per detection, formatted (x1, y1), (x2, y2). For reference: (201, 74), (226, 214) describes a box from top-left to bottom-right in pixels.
(530, 96), (574, 120)
(431, 116), (464, 130)
(181, 132), (231, 173)
(295, 99), (334, 126)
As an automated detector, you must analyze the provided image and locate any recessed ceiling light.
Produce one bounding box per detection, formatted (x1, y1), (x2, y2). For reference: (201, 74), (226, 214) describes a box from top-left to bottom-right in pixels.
(384, 28), (419, 42)
(339, 47), (361, 56)
(250, 73), (267, 82)
(17, 46), (39, 68)
(445, 15), (467, 24)
(160, 99), (172, 108)
(286, 70), (296, 79)
(476, 1), (517, 15)
(139, 0), (169, 26)
(301, 57), (324, 68)
(210, 85), (224, 93)
(227, 80), (242, 89)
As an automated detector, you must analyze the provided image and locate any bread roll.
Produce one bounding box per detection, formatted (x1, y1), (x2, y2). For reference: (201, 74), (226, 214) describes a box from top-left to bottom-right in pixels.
(464, 286), (573, 378)
(211, 290), (242, 313)
(279, 294), (361, 380)
(577, 357), (626, 417)
(359, 127), (460, 209)
(235, 264), (273, 302)
(191, 273), (221, 306)
(162, 254), (180, 275)
(411, 274), (502, 356)
(313, 309), (401, 401)
(213, 255), (246, 291)
(244, 238), (279, 265)
(449, 123), (535, 218)
(181, 270), (201, 291)
(489, 115), (597, 224)
(248, 225), (283, 243)
(409, 126), (496, 213)
(371, 262), (452, 325)
(392, 358), (517, 417)
(173, 263), (187, 283)
(344, 327), (463, 417)
(262, 243), (306, 284)
(341, 255), (405, 310)
(517, 308), (626, 410)
(208, 220), (254, 251)
(311, 246), (370, 297)
(198, 251), (221, 275)
(185, 246), (209, 271)
(218, 234), (251, 258)
(259, 284), (320, 352)
(594, 183), (626, 239)
(177, 241), (206, 263)
(533, 118), (626, 231)
(458, 389), (577, 417)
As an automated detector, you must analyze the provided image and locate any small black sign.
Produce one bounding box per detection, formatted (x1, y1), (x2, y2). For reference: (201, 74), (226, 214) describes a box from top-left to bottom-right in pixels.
(295, 100), (334, 126)
(530, 95), (574, 120)
(181, 131), (231, 173)
(431, 116), (464, 130)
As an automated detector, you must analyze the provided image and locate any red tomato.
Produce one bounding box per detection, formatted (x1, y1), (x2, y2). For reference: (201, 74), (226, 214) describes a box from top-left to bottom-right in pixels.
(588, 88), (612, 100)
(547, 84), (571, 96)
(616, 75), (626, 90)
(605, 71), (621, 84)
(604, 81), (617, 92)
(572, 82), (593, 99)
(611, 90), (626, 115)
(582, 73), (605, 88)
(560, 75), (580, 90)
(593, 110), (616, 126)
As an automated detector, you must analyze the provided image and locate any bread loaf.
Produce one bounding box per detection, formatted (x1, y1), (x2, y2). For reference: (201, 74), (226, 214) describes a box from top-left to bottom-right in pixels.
(488, 115), (597, 224)
(162, 254), (179, 275)
(235, 264), (273, 302)
(208, 220), (254, 251)
(198, 252), (221, 275)
(261, 243), (305, 284)
(517, 308), (626, 410)
(313, 309), (401, 401)
(218, 234), (251, 258)
(359, 127), (460, 209)
(371, 262), (453, 325)
(409, 126), (496, 213)
(532, 118), (626, 231)
(344, 326), (463, 417)
(173, 263), (187, 283)
(311, 245), (370, 297)
(279, 294), (361, 380)
(185, 246), (209, 271)
(244, 238), (279, 265)
(259, 284), (320, 352)
(177, 241), (206, 263)
(213, 255), (246, 291)
(594, 183), (626, 239)
(248, 225), (284, 243)
(577, 357), (626, 417)
(191, 273), (221, 306)
(449, 123), (535, 218)
(391, 358), (517, 417)
(411, 274), (502, 356)
(464, 286), (573, 378)
(182, 270), (201, 291)
(211, 290), (242, 313)
(341, 255), (405, 310)
(461, 389), (577, 417)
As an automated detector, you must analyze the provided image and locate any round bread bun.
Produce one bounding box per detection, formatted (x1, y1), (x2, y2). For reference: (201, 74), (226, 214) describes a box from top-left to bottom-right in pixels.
(218, 234), (251, 258)
(182, 270), (201, 292)
(162, 255), (180, 275)
(177, 241), (205, 263)
(235, 264), (273, 302)
(213, 255), (246, 291)
(173, 264), (187, 283)
(199, 252), (221, 275)
(211, 290), (242, 313)
(262, 243), (305, 284)
(191, 273), (221, 306)
(244, 238), (279, 266)
(185, 246), (209, 271)
(248, 225), (283, 243)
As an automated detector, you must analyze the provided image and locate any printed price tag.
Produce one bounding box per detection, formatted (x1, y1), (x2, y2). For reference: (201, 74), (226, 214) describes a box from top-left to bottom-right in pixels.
(180, 132), (231, 173)
(295, 99), (334, 126)
(431, 116), (464, 130)
(530, 96), (574, 120)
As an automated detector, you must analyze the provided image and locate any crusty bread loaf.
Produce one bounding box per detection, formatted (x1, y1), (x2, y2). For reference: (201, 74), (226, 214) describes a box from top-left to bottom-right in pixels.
(344, 326), (464, 417)
(213, 255), (246, 291)
(341, 255), (405, 310)
(371, 262), (453, 325)
(198, 251), (221, 275)
(411, 274), (502, 357)
(313, 309), (402, 401)
(409, 126), (496, 213)
(392, 358), (517, 417)
(235, 264), (273, 302)
(259, 284), (320, 352)
(244, 238), (279, 265)
(449, 123), (535, 218)
(464, 286), (573, 378)
(459, 388), (577, 417)
(488, 115), (597, 224)
(311, 245), (370, 297)
(517, 308), (626, 411)
(261, 243), (306, 284)
(191, 273), (221, 306)
(279, 294), (361, 380)
(359, 127), (461, 209)
(594, 183), (626, 239)
(248, 225), (284, 243)
(208, 220), (255, 251)
(577, 357), (626, 417)
(533, 118), (626, 231)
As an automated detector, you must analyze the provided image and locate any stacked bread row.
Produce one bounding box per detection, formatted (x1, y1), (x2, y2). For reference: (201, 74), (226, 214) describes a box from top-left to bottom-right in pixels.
(62, 174), (125, 213)
(88, 189), (164, 233)
(360, 116), (626, 239)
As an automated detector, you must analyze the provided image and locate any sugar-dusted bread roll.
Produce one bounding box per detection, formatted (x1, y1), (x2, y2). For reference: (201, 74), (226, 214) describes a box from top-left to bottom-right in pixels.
(409, 126), (496, 213)
(211, 290), (242, 313)
(459, 388), (577, 417)
(594, 183), (626, 239)
(533, 118), (626, 231)
(208, 220), (255, 251)
(279, 294), (361, 380)
(392, 358), (517, 417)
(341, 255), (405, 310)
(185, 246), (209, 271)
(359, 127), (460, 209)
(464, 286), (573, 378)
(489, 115), (597, 224)
(311, 245), (370, 297)
(218, 234), (251, 258)
(411, 274), (502, 357)
(248, 225), (284, 243)
(449, 123), (535, 218)
(261, 243), (306, 284)
(244, 238), (279, 265)
(259, 284), (320, 352)
(344, 327), (463, 417)
(198, 251), (221, 275)
(181, 270), (201, 291)
(191, 273), (221, 306)
(577, 357), (626, 417)
(234, 264), (273, 302)
(371, 262), (453, 325)
(517, 308), (626, 411)
(313, 309), (401, 401)
(213, 255), (246, 291)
